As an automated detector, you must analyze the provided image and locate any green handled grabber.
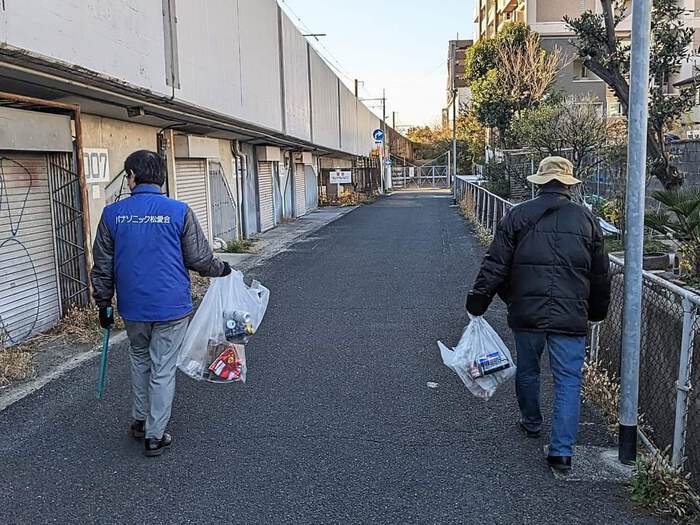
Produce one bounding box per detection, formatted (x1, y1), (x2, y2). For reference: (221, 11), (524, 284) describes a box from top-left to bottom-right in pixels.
(96, 306), (113, 400)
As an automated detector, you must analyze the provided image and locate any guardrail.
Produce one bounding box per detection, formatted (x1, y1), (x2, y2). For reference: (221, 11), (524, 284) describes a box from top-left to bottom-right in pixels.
(455, 176), (700, 483)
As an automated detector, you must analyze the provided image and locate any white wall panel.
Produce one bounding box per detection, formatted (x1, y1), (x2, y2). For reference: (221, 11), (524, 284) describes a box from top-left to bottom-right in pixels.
(339, 84), (358, 155)
(357, 103), (381, 157)
(174, 0), (241, 117)
(2, 0), (169, 95)
(310, 49), (340, 150)
(238, 0), (283, 132)
(281, 12), (311, 141)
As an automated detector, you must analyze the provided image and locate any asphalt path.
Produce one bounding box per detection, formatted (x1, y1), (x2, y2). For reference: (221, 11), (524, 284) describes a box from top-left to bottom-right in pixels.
(0, 192), (661, 524)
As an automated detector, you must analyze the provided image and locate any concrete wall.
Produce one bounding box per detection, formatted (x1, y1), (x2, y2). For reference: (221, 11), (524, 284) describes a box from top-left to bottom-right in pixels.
(80, 115), (160, 240)
(339, 84), (358, 155)
(280, 11), (312, 141)
(174, 0), (241, 118)
(310, 48), (340, 150)
(1, 0), (169, 94)
(0, 0), (408, 159)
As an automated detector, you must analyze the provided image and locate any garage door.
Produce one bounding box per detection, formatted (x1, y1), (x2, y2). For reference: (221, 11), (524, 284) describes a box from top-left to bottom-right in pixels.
(0, 153), (61, 345)
(294, 163), (306, 217)
(176, 159), (210, 240)
(258, 161), (275, 232)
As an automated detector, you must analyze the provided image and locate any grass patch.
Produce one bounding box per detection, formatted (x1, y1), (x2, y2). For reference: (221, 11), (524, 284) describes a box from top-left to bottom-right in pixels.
(631, 449), (700, 522)
(0, 347), (34, 387)
(458, 194), (493, 246)
(582, 358), (621, 434)
(223, 239), (255, 254)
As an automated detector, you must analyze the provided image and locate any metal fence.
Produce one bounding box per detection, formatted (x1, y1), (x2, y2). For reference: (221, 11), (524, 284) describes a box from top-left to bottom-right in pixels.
(455, 176), (700, 488)
(391, 165), (449, 189)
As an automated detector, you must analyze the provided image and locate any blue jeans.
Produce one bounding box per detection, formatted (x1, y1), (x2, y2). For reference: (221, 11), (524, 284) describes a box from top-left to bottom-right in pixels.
(514, 331), (586, 457)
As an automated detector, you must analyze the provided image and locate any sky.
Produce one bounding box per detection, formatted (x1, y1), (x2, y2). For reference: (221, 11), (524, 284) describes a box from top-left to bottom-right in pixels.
(279, 0), (476, 129)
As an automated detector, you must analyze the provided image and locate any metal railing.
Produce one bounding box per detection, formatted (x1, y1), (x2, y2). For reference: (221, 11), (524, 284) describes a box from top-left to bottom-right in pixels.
(455, 176), (700, 484)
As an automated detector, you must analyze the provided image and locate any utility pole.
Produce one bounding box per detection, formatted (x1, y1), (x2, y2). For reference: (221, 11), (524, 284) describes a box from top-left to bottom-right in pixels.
(619, 0), (653, 465)
(382, 88), (390, 191)
(451, 38), (458, 186)
(354, 79), (359, 98)
(392, 111), (396, 130)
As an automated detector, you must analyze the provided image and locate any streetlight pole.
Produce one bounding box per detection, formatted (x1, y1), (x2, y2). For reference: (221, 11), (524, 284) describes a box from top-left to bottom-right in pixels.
(619, 0), (653, 465)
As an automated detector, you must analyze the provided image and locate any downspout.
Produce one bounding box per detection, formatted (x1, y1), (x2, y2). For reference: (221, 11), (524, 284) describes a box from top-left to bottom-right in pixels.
(232, 140), (246, 239)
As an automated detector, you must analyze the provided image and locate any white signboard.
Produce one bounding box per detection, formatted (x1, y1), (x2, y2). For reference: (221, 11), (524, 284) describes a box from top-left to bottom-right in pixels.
(409, 167), (415, 178)
(83, 148), (110, 183)
(329, 169), (352, 184)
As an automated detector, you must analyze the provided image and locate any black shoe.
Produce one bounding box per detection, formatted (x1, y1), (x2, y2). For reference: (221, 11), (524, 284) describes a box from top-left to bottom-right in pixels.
(547, 455), (572, 472)
(144, 433), (173, 457)
(519, 421), (541, 439)
(129, 420), (145, 439)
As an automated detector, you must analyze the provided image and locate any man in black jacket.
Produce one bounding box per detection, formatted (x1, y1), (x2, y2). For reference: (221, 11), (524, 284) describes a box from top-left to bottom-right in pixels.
(466, 156), (611, 472)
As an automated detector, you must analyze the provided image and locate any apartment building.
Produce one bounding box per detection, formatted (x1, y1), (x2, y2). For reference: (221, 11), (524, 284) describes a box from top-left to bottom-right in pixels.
(473, 1), (700, 136)
(474, 0), (607, 113)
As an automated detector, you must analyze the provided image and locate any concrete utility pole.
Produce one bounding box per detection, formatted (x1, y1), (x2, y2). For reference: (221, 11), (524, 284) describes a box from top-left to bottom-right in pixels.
(382, 88), (390, 191)
(619, 0), (653, 465)
(451, 38), (458, 186)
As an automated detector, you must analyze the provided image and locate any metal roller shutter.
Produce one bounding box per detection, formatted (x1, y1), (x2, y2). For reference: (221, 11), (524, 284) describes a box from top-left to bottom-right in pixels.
(258, 161), (275, 232)
(0, 153), (61, 345)
(294, 163), (306, 217)
(176, 159), (210, 240)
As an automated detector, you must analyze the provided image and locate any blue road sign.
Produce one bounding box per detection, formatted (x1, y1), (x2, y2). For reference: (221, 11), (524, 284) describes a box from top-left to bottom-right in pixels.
(373, 129), (385, 142)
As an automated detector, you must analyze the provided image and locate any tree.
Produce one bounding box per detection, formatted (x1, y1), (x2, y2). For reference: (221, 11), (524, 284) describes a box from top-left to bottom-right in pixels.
(514, 95), (609, 181)
(464, 22), (564, 146)
(565, 0), (699, 188)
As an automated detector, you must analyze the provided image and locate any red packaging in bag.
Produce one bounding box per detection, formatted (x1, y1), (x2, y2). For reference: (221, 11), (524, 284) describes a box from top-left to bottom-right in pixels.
(208, 344), (244, 381)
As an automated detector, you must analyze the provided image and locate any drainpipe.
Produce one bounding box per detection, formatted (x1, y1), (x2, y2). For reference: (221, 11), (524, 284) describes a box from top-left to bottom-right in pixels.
(231, 140), (246, 239)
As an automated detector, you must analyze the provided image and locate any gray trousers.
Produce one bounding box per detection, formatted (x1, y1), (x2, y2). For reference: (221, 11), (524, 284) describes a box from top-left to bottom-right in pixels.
(124, 317), (189, 439)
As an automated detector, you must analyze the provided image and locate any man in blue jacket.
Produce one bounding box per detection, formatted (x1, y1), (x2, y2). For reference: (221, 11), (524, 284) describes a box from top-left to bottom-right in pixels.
(91, 150), (231, 457)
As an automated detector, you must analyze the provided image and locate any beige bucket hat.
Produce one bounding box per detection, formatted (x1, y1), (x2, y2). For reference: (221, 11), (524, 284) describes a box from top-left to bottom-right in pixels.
(526, 156), (581, 186)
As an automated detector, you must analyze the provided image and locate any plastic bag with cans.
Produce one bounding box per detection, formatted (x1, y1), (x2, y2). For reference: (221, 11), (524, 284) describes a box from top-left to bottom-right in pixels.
(437, 315), (516, 400)
(178, 270), (270, 383)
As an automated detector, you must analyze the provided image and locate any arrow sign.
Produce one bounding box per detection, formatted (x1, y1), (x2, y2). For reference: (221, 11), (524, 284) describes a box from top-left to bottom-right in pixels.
(373, 129), (385, 142)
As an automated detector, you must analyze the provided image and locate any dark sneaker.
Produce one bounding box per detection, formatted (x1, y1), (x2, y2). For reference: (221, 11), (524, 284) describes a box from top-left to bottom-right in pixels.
(547, 455), (572, 472)
(144, 433), (173, 457)
(519, 421), (541, 439)
(129, 420), (145, 439)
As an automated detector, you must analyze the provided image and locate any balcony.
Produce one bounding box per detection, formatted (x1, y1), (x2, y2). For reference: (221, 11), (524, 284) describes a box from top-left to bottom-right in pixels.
(497, 0), (520, 14)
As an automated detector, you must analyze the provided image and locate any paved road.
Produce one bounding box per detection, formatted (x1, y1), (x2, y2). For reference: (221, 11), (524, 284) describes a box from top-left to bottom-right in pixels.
(0, 192), (659, 524)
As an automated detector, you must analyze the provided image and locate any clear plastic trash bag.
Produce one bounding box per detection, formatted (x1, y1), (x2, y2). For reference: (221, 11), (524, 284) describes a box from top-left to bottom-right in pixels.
(438, 316), (516, 400)
(178, 271), (269, 383)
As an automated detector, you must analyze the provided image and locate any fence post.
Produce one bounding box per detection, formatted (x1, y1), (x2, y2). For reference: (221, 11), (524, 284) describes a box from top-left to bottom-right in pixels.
(590, 322), (601, 362)
(492, 199), (498, 234)
(672, 297), (697, 468)
(486, 193), (491, 231)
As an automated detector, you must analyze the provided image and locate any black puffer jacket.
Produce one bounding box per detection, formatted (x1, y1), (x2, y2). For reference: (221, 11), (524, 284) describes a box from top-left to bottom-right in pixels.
(467, 186), (611, 336)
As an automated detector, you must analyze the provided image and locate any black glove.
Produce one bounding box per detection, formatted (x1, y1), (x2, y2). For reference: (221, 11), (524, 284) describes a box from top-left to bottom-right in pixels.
(466, 293), (491, 317)
(99, 306), (115, 330)
(221, 262), (232, 277)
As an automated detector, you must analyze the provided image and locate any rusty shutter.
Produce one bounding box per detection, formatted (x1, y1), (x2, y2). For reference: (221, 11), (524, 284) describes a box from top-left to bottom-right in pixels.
(0, 153), (61, 345)
(258, 161), (275, 232)
(175, 158), (210, 240)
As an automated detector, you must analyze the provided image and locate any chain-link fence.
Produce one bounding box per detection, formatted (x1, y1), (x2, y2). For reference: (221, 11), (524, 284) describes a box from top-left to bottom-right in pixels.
(455, 176), (700, 490)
